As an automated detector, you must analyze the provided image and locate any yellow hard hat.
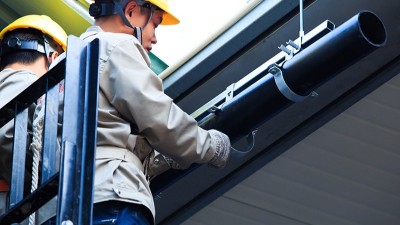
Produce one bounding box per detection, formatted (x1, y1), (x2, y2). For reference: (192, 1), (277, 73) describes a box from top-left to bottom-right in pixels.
(0, 15), (67, 51)
(147, 0), (179, 25)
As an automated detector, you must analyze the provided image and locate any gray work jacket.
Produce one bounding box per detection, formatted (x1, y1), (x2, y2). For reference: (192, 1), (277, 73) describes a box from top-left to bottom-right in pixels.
(0, 69), (37, 224)
(80, 26), (218, 221)
(0, 68), (37, 183)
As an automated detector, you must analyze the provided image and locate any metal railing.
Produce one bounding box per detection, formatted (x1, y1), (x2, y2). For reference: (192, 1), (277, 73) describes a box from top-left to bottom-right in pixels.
(0, 36), (99, 225)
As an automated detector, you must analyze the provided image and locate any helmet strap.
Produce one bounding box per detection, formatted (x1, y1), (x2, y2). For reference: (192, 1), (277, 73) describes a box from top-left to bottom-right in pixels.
(115, 1), (152, 44)
(133, 27), (142, 44)
(112, 1), (140, 43)
(43, 36), (52, 68)
(42, 35), (64, 68)
(0, 37), (45, 57)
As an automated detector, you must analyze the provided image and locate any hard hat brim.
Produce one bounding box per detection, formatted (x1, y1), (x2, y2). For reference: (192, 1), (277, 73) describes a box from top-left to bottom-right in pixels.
(147, 0), (180, 25)
(161, 12), (180, 25)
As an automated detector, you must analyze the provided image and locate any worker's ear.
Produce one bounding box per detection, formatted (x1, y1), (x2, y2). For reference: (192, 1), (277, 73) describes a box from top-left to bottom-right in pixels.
(124, 1), (138, 18)
(48, 52), (59, 65)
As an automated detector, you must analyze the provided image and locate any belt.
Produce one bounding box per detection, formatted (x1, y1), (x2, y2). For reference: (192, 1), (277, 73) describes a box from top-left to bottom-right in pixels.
(96, 146), (144, 172)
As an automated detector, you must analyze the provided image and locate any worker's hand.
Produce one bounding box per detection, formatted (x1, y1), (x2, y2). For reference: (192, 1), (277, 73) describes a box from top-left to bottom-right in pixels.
(143, 151), (183, 181)
(208, 129), (231, 168)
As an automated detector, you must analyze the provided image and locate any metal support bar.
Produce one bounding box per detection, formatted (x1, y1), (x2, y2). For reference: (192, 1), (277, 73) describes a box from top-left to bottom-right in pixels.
(0, 174), (59, 224)
(9, 107), (29, 208)
(299, 0), (305, 46)
(41, 82), (60, 183)
(57, 36), (99, 225)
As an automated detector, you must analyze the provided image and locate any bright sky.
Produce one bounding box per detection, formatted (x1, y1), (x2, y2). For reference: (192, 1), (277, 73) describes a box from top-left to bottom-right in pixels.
(151, 0), (260, 68)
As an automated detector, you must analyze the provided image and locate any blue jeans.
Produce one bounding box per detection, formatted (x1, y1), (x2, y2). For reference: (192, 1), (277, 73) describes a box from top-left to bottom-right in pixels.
(93, 201), (152, 225)
(41, 201), (152, 225)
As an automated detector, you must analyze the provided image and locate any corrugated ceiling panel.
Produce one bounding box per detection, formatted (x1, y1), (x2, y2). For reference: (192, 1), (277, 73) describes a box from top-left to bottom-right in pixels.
(183, 74), (400, 225)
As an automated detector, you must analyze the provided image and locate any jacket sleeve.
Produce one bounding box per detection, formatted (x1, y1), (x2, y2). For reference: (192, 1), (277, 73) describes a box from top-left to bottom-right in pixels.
(101, 39), (215, 168)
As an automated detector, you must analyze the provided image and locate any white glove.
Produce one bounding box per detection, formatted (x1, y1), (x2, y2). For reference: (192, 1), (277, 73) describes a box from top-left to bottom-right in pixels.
(208, 129), (231, 168)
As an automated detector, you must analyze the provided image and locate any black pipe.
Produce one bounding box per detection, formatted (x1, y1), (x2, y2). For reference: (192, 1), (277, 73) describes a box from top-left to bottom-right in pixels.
(283, 10), (387, 96)
(198, 11), (387, 143)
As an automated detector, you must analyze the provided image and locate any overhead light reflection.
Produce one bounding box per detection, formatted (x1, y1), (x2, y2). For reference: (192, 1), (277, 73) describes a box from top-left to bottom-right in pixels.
(62, 0), (94, 23)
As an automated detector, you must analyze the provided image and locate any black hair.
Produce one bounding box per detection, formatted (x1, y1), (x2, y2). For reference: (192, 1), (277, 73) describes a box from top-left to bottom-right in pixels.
(0, 28), (46, 70)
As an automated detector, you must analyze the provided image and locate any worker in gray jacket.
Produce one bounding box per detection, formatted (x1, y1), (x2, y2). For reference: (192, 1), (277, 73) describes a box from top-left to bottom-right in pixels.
(0, 15), (67, 224)
(82, 0), (231, 224)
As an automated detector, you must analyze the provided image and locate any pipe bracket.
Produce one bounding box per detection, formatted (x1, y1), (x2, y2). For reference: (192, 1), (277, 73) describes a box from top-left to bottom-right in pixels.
(269, 65), (317, 102)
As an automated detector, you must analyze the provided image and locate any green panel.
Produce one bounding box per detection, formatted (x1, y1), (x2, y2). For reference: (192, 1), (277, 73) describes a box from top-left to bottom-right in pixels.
(149, 51), (169, 75)
(1, 0), (91, 37)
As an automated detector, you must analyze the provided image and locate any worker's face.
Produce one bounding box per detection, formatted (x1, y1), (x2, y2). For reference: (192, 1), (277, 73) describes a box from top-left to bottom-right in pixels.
(125, 2), (161, 52)
(140, 10), (162, 52)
